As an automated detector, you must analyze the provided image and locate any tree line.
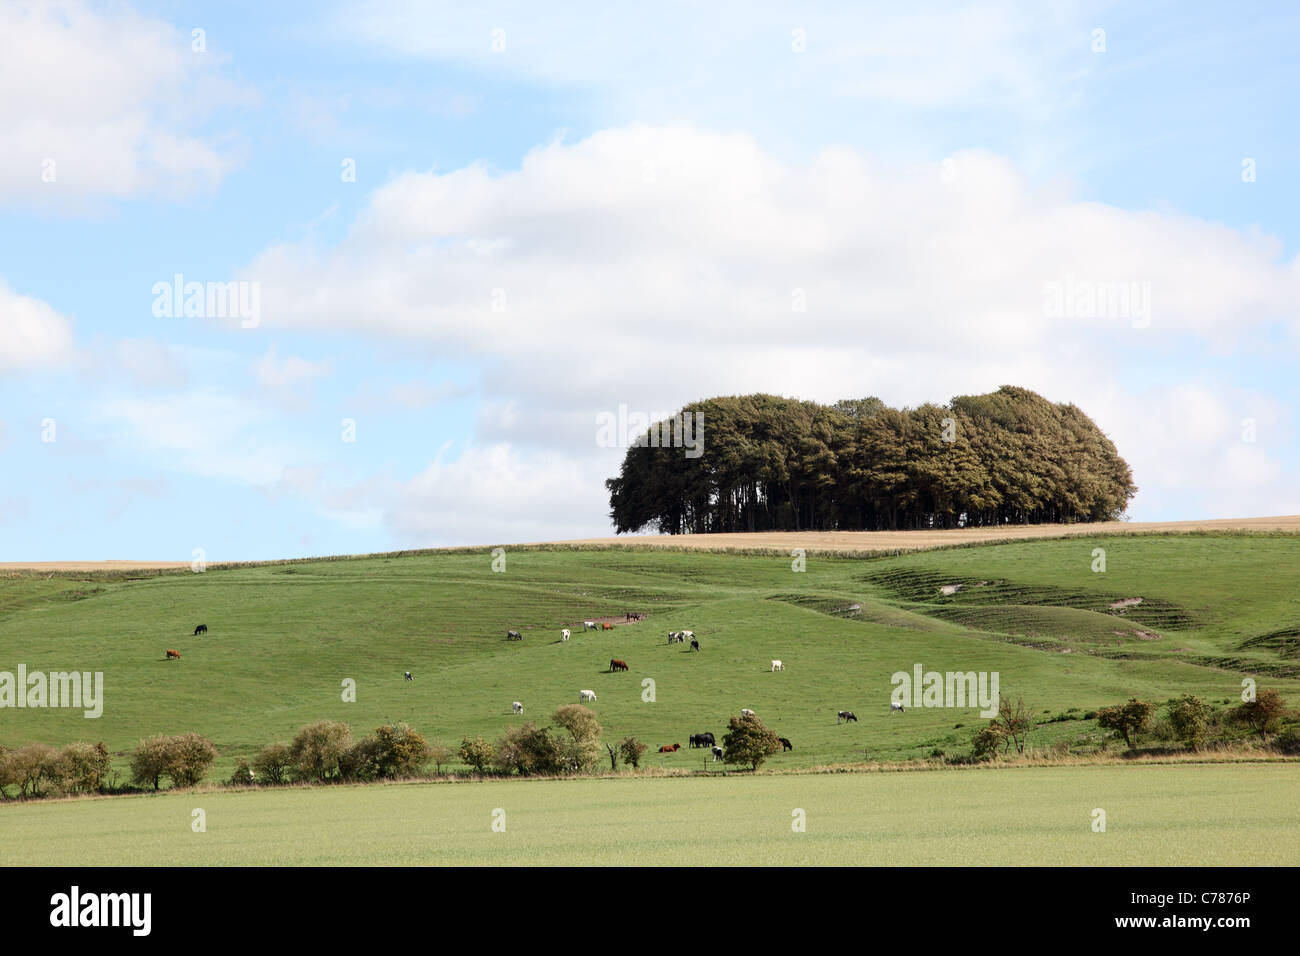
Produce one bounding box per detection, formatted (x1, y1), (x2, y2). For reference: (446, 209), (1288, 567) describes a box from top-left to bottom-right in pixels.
(605, 386), (1138, 534)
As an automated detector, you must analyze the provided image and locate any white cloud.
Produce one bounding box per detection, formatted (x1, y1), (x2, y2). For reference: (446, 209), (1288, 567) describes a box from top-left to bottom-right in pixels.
(0, 279), (74, 370)
(0, 0), (249, 205)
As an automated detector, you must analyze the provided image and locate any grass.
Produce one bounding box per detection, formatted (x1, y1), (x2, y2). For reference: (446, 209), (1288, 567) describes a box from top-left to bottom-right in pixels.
(2, 534), (1299, 784)
(3, 763), (1295, 865)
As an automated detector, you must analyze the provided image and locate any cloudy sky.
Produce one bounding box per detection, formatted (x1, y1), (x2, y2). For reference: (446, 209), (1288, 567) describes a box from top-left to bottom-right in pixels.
(2, 0), (1299, 560)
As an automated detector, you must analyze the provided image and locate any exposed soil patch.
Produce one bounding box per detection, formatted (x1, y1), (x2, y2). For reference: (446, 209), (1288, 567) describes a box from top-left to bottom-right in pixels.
(1109, 597), (1144, 611)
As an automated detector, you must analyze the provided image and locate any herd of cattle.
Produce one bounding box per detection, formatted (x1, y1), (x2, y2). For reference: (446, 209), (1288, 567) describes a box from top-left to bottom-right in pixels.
(173, 615), (900, 766)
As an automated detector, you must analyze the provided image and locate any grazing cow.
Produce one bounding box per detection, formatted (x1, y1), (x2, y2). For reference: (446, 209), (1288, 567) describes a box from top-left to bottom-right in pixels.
(837, 710), (858, 724)
(609, 658), (629, 672)
(561, 628), (570, 642)
(506, 630), (522, 641)
(689, 734), (701, 748)
(404, 671), (412, 681)
(771, 659), (784, 672)
(512, 701), (524, 714)
(165, 649), (181, 660)
(778, 737), (793, 752)
(668, 631), (683, 643)
(711, 746), (724, 761)
(193, 624), (207, 636)
(579, 689), (597, 702)
(740, 708), (755, 718)
(584, 621), (598, 631)
(891, 702), (905, 713)
(689, 639), (700, 652)
(681, 630), (694, 640)
(602, 622), (613, 631)
(699, 731), (715, 747)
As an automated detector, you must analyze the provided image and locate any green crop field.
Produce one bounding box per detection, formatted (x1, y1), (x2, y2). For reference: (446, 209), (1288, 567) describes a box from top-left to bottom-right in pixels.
(2, 534), (1300, 778)
(3, 763), (1296, 865)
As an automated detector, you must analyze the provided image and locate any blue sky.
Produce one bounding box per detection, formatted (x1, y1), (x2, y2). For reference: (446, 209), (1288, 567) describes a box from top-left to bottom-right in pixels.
(2, 0), (1299, 560)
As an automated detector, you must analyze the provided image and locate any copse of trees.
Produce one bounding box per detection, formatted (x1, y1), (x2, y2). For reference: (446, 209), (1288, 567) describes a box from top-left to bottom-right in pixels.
(605, 387), (1136, 533)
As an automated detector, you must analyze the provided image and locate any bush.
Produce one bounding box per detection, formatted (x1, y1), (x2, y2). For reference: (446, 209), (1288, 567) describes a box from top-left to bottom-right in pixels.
(1271, 727), (1300, 756)
(619, 736), (648, 769)
(371, 723), (431, 778)
(0, 743), (58, 797)
(129, 733), (217, 791)
(162, 733), (218, 788)
(428, 742), (453, 774)
(1096, 698), (1153, 749)
(1229, 689), (1287, 742)
(721, 714), (781, 771)
(971, 723), (1004, 760)
(252, 743), (293, 785)
(130, 735), (173, 791)
(494, 722), (564, 776)
(288, 720), (353, 782)
(339, 735), (385, 782)
(551, 704), (603, 774)
(1167, 694), (1212, 751)
(458, 735), (495, 774)
(227, 760), (256, 787)
(51, 742), (111, 794)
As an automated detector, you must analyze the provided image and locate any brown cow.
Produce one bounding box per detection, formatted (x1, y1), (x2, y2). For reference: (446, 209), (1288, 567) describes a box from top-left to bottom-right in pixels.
(609, 659), (629, 672)
(657, 743), (681, 753)
(602, 622), (613, 631)
(165, 649), (182, 660)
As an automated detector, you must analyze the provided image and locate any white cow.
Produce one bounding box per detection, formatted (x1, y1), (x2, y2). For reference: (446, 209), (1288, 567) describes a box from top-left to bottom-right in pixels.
(512, 701), (524, 714)
(712, 746), (724, 761)
(771, 659), (784, 672)
(740, 708), (756, 718)
(561, 628), (570, 642)
(584, 621), (598, 631)
(579, 689), (597, 703)
(681, 630), (694, 640)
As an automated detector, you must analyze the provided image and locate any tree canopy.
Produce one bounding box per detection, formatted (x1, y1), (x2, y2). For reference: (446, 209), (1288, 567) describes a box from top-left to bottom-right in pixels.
(605, 386), (1136, 533)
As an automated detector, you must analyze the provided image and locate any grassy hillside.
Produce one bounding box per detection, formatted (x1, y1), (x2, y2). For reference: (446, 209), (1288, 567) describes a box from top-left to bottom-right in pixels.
(2, 534), (1299, 781)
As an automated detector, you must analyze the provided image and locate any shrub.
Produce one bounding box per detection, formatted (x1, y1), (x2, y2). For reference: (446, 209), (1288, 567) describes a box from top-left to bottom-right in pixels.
(339, 735), (385, 782)
(494, 722), (564, 776)
(619, 736), (648, 769)
(1096, 698), (1153, 749)
(129, 733), (216, 791)
(1271, 727), (1300, 756)
(971, 723), (1004, 760)
(51, 742), (111, 794)
(162, 733), (217, 788)
(252, 743), (293, 784)
(372, 723), (431, 778)
(1167, 694), (1212, 751)
(458, 735), (495, 774)
(227, 760), (256, 787)
(721, 714), (781, 771)
(288, 720), (353, 782)
(0, 743), (58, 797)
(428, 742), (453, 774)
(552, 704), (603, 774)
(1228, 689), (1287, 742)
(130, 735), (173, 791)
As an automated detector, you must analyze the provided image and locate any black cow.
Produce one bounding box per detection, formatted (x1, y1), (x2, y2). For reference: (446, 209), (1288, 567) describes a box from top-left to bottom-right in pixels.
(193, 624), (208, 635)
(779, 737), (793, 752)
(837, 710), (858, 724)
(506, 630), (522, 641)
(689, 639), (699, 652)
(711, 746), (724, 761)
(404, 671), (413, 682)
